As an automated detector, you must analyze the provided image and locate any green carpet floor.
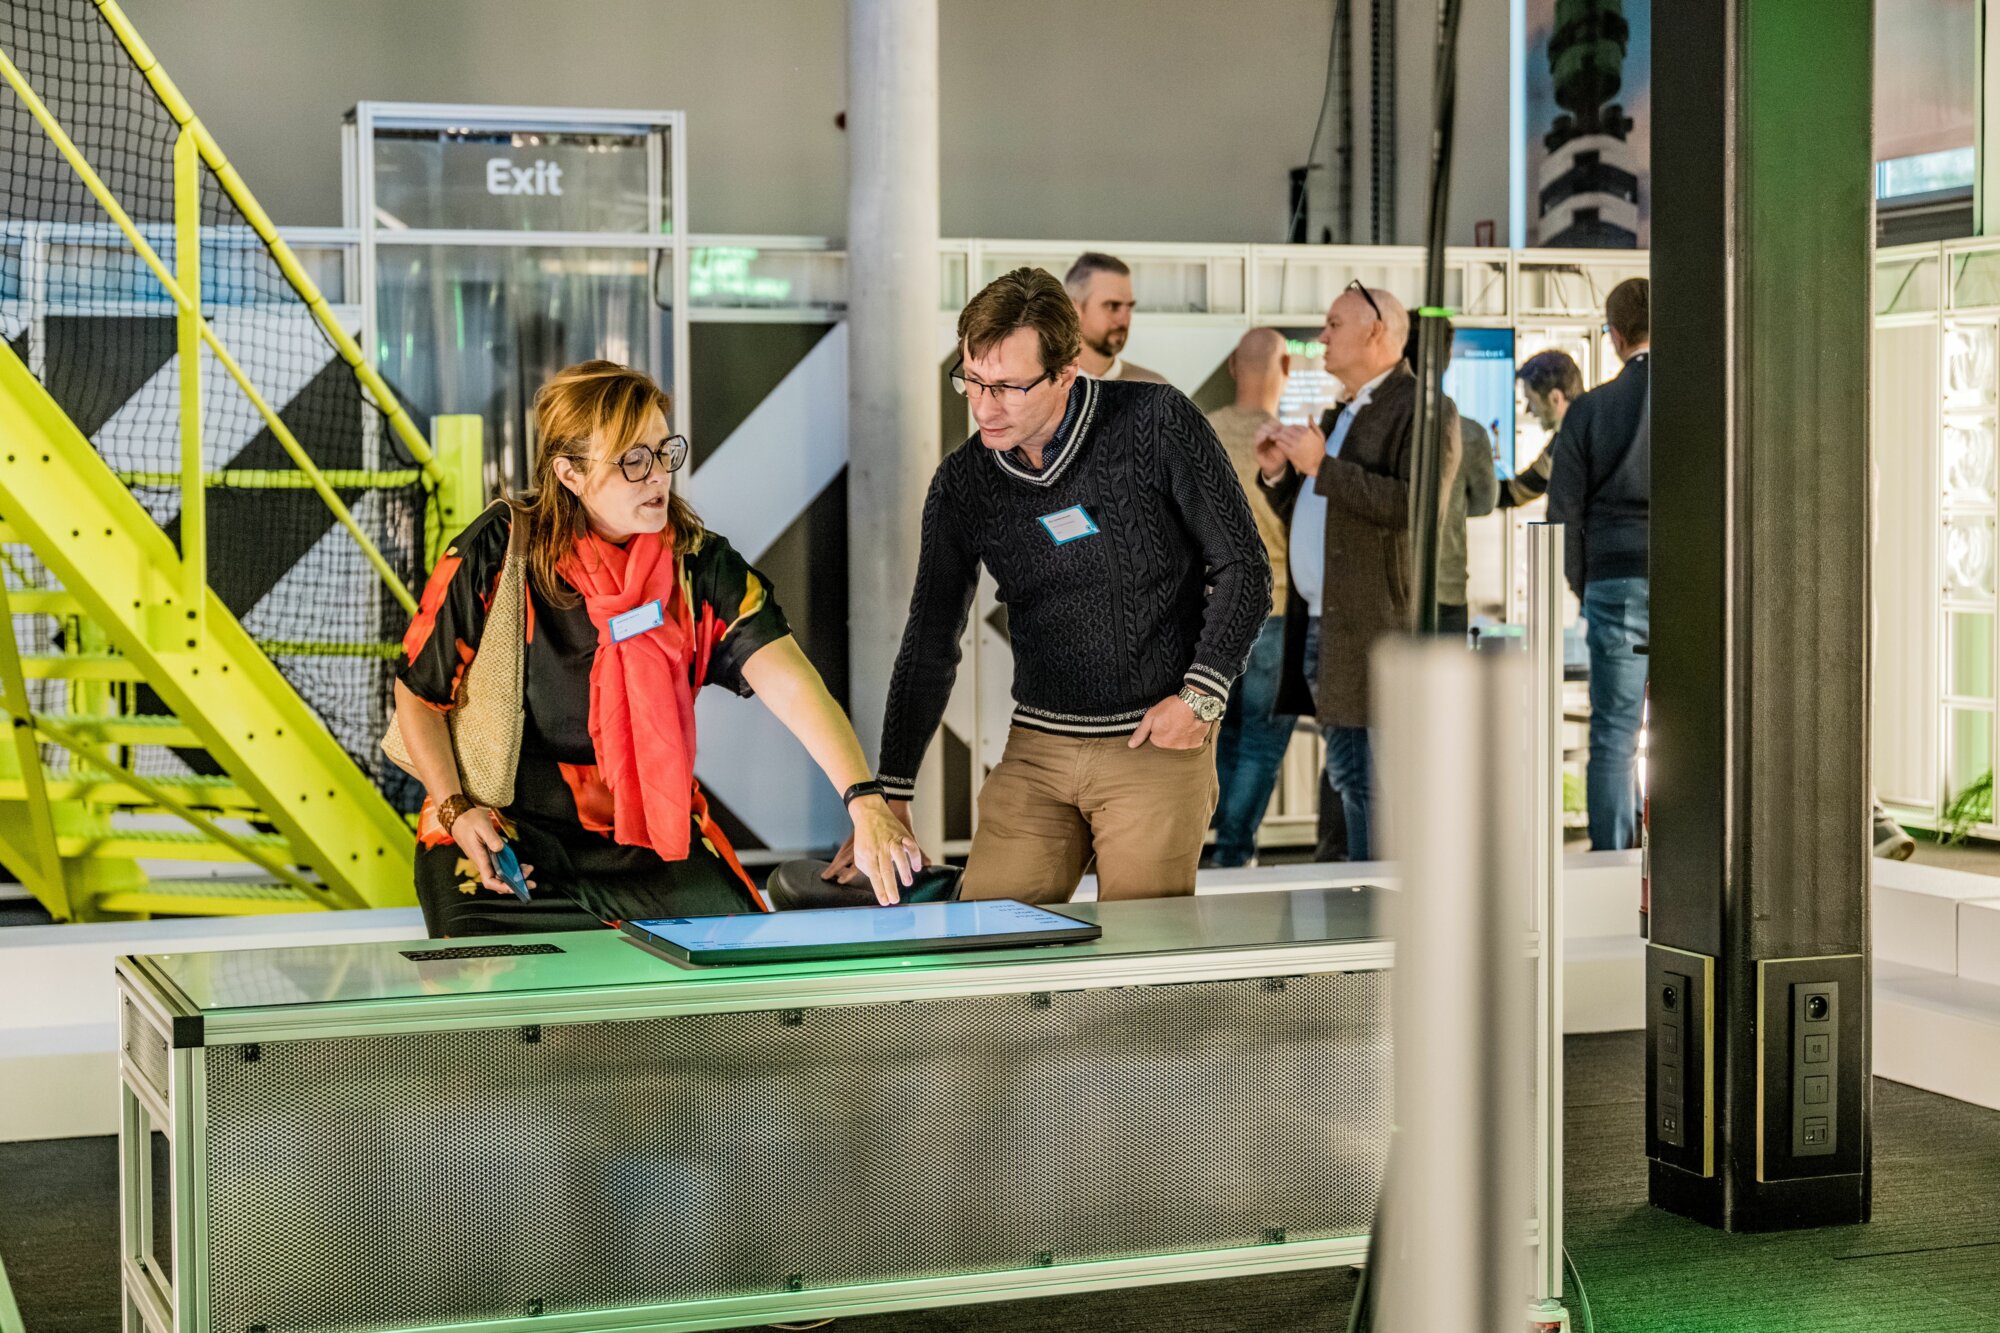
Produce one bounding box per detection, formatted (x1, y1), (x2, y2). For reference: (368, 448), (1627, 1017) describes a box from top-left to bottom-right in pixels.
(1554, 1034), (2000, 1333)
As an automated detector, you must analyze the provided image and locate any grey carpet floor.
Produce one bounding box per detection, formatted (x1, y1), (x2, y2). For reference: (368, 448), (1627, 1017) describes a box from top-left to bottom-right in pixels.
(4, 1034), (1998, 1333)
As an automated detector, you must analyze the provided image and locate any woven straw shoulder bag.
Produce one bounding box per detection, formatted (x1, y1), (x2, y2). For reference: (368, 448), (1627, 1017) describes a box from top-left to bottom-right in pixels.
(381, 502), (528, 808)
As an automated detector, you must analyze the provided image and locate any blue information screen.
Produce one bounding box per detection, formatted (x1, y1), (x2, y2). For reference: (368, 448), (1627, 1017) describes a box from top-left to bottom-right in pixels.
(1442, 327), (1517, 478)
(625, 900), (1100, 964)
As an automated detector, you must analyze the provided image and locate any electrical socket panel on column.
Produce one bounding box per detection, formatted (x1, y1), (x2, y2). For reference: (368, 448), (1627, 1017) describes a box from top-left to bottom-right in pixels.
(1791, 982), (1838, 1158)
(1646, 945), (1713, 1178)
(1757, 955), (1864, 1183)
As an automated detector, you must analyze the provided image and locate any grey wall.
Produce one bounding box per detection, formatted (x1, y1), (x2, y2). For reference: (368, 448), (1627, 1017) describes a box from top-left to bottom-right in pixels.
(1403, 0), (1514, 247)
(123, 0), (1513, 244)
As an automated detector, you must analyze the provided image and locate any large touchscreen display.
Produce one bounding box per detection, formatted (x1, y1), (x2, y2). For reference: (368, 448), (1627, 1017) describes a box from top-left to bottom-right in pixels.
(625, 900), (1099, 964)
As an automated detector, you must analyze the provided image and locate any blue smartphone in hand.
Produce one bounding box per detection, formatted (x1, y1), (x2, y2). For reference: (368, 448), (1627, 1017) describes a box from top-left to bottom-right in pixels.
(492, 842), (531, 901)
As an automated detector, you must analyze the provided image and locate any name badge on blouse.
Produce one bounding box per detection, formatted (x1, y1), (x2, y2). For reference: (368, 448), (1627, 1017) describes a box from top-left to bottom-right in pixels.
(1038, 505), (1099, 545)
(608, 598), (665, 643)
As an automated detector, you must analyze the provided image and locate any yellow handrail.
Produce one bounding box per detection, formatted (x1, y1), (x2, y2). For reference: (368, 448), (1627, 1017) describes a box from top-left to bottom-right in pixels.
(0, 574), (67, 912)
(90, 0), (443, 482)
(0, 47), (421, 614)
(173, 125), (203, 634)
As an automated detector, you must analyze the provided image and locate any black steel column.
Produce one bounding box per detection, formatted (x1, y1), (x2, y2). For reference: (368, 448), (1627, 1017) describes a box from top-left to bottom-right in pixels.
(1648, 0), (1874, 1231)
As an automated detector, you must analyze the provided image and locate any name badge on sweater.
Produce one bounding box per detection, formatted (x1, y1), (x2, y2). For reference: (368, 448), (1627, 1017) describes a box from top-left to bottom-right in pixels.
(1038, 505), (1099, 545)
(608, 598), (665, 643)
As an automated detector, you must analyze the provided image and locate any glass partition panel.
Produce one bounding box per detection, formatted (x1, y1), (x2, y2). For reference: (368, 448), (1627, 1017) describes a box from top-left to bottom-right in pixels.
(45, 240), (167, 307)
(1460, 259), (1511, 317)
(1876, 253), (1940, 315)
(1951, 247), (2000, 308)
(1126, 257), (1212, 313)
(1948, 707), (1994, 815)
(1945, 320), (1997, 405)
(1944, 418), (1997, 506)
(975, 252), (1226, 314)
(281, 243), (354, 306)
(1516, 260), (1647, 318)
(1205, 257), (1246, 315)
(374, 245), (671, 489)
(1945, 515), (1997, 599)
(1254, 256), (1436, 318)
(1951, 611), (1994, 699)
(940, 250), (968, 311)
(688, 245), (844, 313)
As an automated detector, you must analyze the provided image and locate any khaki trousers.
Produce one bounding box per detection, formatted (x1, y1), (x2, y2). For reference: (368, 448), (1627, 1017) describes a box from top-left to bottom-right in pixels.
(961, 724), (1220, 904)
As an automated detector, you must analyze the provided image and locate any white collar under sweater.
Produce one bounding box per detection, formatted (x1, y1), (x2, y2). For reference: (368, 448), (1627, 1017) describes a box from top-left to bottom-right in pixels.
(989, 376), (1101, 488)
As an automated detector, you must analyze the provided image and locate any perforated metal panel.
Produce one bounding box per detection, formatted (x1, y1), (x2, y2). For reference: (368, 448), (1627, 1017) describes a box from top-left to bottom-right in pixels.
(199, 971), (1390, 1333)
(121, 994), (170, 1099)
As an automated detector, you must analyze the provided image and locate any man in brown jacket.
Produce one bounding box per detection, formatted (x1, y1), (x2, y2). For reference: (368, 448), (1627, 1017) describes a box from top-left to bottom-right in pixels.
(1253, 283), (1458, 860)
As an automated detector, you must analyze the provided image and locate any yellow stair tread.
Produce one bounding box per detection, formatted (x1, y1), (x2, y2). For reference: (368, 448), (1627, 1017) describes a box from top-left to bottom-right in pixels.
(96, 879), (325, 916)
(0, 769), (257, 809)
(6, 590), (83, 616)
(18, 653), (145, 681)
(56, 827), (293, 860)
(38, 712), (205, 747)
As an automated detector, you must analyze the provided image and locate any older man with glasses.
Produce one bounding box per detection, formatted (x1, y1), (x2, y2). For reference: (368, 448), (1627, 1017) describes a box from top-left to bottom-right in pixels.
(1252, 280), (1460, 862)
(827, 266), (1270, 903)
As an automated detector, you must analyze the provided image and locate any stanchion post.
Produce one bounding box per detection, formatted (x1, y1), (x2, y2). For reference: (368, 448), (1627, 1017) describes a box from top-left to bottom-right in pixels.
(428, 415), (486, 565)
(1374, 638), (1532, 1333)
(1526, 522), (1568, 1331)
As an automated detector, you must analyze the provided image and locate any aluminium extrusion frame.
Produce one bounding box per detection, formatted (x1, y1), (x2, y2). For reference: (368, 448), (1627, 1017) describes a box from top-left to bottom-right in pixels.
(114, 904), (1394, 1333)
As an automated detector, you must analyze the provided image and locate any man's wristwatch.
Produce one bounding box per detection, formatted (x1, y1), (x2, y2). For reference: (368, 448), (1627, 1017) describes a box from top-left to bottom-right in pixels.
(1177, 685), (1226, 724)
(436, 793), (477, 835)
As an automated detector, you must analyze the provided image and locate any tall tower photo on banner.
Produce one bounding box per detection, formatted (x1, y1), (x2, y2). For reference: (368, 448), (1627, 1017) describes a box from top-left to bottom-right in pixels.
(1526, 0), (1650, 248)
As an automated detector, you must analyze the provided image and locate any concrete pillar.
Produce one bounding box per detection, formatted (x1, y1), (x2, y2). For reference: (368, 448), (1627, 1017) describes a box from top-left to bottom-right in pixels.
(847, 0), (942, 842)
(1649, 0), (1874, 1231)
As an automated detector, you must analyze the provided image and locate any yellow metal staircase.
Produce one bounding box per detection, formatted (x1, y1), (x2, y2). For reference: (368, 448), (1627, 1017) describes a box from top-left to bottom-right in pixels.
(0, 364), (416, 917)
(0, 0), (486, 920)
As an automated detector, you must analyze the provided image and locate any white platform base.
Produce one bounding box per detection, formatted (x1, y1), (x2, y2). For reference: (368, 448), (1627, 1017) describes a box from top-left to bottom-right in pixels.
(1874, 962), (2000, 1110)
(1867, 857), (2000, 1112)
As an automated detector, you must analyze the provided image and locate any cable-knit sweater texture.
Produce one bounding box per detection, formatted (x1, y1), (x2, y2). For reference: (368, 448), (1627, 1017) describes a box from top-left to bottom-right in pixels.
(876, 377), (1271, 797)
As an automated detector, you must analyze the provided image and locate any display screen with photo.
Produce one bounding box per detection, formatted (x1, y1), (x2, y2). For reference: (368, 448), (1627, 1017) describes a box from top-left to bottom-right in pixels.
(1276, 329), (1342, 427)
(1443, 327), (1517, 479)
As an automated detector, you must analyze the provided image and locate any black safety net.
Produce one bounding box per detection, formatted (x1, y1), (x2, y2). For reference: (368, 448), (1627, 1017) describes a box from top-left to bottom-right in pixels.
(1, 0), (429, 805)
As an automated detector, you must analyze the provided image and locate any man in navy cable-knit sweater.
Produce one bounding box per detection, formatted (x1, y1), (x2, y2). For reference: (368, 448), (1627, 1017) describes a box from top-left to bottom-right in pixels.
(828, 267), (1270, 903)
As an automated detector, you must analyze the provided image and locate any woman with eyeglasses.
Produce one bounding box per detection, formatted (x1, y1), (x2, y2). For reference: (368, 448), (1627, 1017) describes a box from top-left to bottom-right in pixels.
(393, 360), (922, 937)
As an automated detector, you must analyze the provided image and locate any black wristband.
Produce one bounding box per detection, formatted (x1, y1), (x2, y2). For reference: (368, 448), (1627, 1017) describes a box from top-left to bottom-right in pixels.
(841, 780), (888, 808)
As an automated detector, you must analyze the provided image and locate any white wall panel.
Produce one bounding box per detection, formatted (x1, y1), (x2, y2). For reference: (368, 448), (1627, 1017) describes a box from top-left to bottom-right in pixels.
(1874, 321), (1939, 811)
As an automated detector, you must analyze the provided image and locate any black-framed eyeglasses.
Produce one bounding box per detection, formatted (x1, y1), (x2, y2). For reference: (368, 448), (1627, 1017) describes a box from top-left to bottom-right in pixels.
(949, 357), (1055, 401)
(1345, 278), (1384, 324)
(593, 435), (690, 483)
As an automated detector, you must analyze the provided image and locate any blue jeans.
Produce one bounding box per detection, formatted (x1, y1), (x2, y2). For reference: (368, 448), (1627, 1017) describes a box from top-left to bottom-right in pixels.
(1304, 617), (1376, 862)
(1212, 616), (1297, 866)
(1583, 577), (1649, 851)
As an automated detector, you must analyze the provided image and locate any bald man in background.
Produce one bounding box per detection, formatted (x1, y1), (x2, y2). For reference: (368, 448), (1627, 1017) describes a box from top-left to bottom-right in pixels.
(1206, 329), (1301, 866)
(1254, 284), (1458, 860)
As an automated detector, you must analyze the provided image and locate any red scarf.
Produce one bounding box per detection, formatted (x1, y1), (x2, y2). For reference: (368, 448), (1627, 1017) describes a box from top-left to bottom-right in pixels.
(559, 530), (698, 860)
